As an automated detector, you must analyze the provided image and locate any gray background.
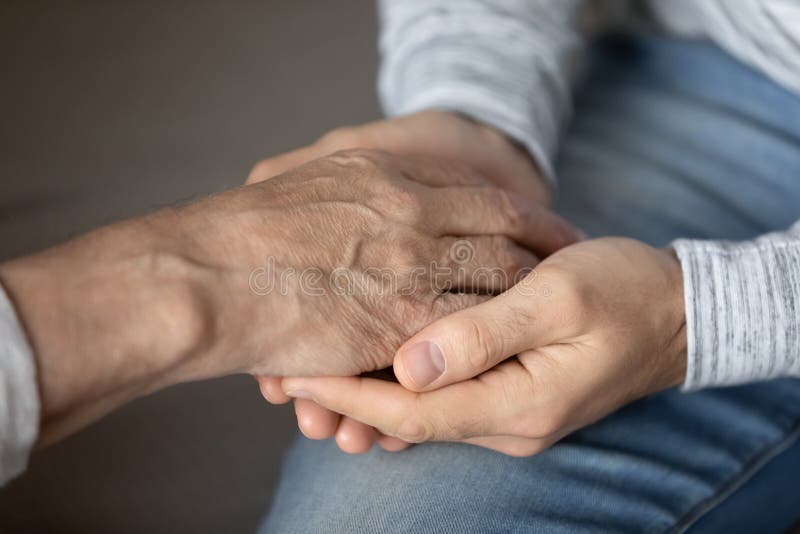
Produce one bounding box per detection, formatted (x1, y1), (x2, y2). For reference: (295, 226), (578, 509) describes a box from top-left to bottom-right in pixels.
(0, 1), (380, 532)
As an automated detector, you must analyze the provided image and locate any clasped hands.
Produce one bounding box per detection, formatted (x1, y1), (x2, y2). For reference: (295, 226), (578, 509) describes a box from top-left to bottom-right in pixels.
(0, 110), (685, 450)
(250, 111), (688, 456)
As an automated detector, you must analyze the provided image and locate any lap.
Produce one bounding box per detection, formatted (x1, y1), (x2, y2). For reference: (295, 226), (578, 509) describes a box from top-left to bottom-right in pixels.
(262, 36), (800, 533)
(262, 383), (800, 533)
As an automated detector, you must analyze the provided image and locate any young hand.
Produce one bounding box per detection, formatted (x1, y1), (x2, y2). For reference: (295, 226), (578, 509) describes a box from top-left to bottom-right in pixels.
(279, 238), (687, 456)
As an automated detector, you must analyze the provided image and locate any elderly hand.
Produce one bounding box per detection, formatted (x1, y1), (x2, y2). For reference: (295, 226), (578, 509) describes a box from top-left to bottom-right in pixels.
(249, 110), (568, 451)
(0, 148), (578, 444)
(279, 238), (688, 456)
(216, 148), (577, 378)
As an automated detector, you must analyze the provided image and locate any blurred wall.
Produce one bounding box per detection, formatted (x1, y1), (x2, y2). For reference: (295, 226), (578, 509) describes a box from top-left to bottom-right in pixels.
(0, 2), (381, 532)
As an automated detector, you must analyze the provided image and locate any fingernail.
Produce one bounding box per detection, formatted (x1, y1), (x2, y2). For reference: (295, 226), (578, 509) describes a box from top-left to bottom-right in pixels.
(286, 389), (315, 401)
(401, 341), (445, 388)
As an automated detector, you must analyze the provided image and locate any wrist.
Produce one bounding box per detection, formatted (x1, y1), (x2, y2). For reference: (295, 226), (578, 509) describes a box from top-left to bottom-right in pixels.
(424, 110), (552, 205)
(0, 219), (212, 443)
(657, 247), (688, 390)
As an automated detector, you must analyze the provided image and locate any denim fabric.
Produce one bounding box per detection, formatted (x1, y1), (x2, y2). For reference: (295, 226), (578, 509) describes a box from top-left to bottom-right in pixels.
(260, 36), (800, 533)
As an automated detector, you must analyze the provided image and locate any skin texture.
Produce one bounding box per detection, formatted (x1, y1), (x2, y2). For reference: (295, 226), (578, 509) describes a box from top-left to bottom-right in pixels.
(247, 110), (551, 204)
(247, 110), (561, 451)
(281, 238), (688, 456)
(0, 147), (578, 447)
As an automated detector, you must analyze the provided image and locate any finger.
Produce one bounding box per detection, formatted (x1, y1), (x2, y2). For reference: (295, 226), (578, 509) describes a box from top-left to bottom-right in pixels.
(247, 144), (328, 184)
(282, 373), (520, 442)
(386, 152), (490, 188)
(256, 375), (291, 404)
(246, 125), (398, 185)
(378, 435), (411, 452)
(248, 122), (489, 188)
(335, 416), (379, 454)
(394, 277), (561, 391)
(436, 235), (538, 294)
(294, 398), (340, 440)
(423, 186), (580, 256)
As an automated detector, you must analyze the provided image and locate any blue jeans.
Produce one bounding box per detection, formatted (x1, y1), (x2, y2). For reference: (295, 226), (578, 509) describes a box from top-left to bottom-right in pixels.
(261, 37), (800, 533)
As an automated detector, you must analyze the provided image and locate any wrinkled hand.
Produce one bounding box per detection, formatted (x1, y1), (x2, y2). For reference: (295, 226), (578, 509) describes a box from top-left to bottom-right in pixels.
(249, 110), (567, 451)
(280, 238), (688, 456)
(5, 147), (575, 445)
(234, 148), (579, 378)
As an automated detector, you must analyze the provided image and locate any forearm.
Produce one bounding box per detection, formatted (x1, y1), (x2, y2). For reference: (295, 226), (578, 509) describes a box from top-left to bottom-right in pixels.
(0, 213), (214, 446)
(0, 149), (560, 480)
(673, 221), (800, 390)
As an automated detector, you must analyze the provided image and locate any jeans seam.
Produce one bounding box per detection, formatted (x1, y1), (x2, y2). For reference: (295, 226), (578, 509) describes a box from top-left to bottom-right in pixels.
(666, 420), (800, 533)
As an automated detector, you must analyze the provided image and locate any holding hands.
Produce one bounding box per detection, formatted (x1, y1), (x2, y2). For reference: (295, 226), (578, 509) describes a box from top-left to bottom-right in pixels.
(280, 238), (687, 456)
(0, 135), (575, 444)
(251, 111), (687, 456)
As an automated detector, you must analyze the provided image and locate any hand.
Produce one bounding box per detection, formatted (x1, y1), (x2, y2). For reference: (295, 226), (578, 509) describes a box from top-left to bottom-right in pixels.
(247, 110), (550, 204)
(249, 110), (567, 452)
(0, 150), (573, 446)
(279, 238), (687, 456)
(230, 148), (574, 377)
(0, 148), (578, 444)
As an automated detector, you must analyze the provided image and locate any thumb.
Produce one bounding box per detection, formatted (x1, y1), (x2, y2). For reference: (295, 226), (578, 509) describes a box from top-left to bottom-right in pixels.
(393, 276), (559, 392)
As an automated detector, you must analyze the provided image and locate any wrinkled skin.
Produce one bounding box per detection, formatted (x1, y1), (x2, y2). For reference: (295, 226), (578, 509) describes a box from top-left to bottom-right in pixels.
(0, 146), (578, 445)
(247, 110), (571, 452)
(227, 148), (574, 378)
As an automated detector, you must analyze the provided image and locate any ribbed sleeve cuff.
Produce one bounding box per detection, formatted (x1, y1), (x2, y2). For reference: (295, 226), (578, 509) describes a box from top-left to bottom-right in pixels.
(0, 283), (39, 486)
(673, 223), (800, 391)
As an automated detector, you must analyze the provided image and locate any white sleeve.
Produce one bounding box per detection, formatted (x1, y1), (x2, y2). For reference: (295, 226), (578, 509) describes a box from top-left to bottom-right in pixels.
(0, 283), (39, 486)
(377, 0), (585, 186)
(673, 221), (800, 390)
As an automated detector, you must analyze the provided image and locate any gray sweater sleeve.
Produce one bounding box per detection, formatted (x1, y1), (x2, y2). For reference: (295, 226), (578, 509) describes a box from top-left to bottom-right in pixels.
(0, 284), (39, 486)
(377, 0), (584, 185)
(673, 221), (800, 390)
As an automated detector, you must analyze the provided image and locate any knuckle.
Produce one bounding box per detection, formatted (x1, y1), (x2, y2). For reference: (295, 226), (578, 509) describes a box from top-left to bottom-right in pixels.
(552, 271), (593, 325)
(328, 148), (386, 174)
(392, 184), (423, 210)
(371, 184), (425, 225)
(395, 413), (433, 443)
(388, 234), (425, 268)
(496, 190), (527, 232)
(456, 317), (497, 372)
